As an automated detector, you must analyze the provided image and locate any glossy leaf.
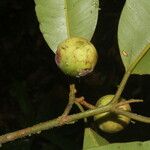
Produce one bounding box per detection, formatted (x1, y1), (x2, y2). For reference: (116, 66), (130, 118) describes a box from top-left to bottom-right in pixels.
(88, 141), (150, 150)
(35, 0), (99, 53)
(118, 0), (150, 74)
(83, 128), (109, 150)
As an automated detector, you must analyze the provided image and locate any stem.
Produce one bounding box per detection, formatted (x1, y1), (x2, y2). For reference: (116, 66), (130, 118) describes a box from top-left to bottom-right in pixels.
(113, 109), (150, 124)
(0, 105), (111, 144)
(75, 97), (96, 109)
(115, 99), (143, 107)
(111, 43), (150, 104)
(62, 84), (76, 116)
(0, 101), (150, 144)
(75, 102), (87, 123)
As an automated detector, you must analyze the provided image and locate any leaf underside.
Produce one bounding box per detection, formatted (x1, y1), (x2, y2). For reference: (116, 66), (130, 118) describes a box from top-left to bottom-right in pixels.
(35, 0), (99, 53)
(118, 0), (150, 74)
(88, 141), (150, 150)
(83, 128), (109, 150)
(83, 128), (150, 150)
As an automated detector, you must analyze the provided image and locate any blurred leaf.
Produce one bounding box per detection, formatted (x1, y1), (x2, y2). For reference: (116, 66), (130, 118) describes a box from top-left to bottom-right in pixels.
(35, 0), (99, 53)
(83, 128), (109, 150)
(118, 0), (150, 74)
(87, 140), (150, 150)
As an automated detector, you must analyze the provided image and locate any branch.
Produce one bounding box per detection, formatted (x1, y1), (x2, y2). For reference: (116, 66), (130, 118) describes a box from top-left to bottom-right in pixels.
(1, 98), (150, 144)
(111, 43), (150, 104)
(75, 97), (96, 109)
(112, 109), (150, 124)
(0, 104), (111, 144)
(115, 99), (143, 108)
(111, 99), (150, 123)
(75, 101), (87, 123)
(62, 84), (76, 116)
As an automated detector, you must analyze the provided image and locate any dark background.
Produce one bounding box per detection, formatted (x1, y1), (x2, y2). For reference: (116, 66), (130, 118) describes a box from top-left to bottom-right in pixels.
(0, 0), (150, 149)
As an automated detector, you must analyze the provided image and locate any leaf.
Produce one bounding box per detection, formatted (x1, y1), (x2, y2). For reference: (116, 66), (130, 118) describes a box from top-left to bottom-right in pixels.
(35, 0), (99, 53)
(118, 0), (150, 74)
(83, 128), (109, 150)
(88, 141), (150, 150)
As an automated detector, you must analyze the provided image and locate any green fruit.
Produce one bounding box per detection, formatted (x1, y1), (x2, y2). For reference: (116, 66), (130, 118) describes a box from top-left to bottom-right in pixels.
(55, 37), (98, 77)
(94, 95), (131, 133)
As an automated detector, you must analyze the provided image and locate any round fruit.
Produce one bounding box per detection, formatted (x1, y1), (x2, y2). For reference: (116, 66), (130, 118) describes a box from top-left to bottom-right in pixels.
(94, 95), (131, 133)
(55, 37), (98, 77)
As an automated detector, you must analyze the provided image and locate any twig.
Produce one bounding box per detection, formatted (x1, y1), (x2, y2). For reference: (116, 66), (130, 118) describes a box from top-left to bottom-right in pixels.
(0, 104), (111, 144)
(115, 99), (143, 108)
(112, 109), (150, 124)
(111, 43), (150, 104)
(75, 97), (96, 109)
(62, 84), (76, 116)
(75, 101), (87, 123)
(0, 101), (150, 144)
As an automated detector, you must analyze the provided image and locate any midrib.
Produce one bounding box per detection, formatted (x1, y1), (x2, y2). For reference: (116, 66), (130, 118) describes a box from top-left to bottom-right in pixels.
(64, 0), (71, 38)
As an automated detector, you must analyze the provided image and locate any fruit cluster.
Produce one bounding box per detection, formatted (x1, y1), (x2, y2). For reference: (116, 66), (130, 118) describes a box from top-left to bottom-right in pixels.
(94, 95), (131, 133)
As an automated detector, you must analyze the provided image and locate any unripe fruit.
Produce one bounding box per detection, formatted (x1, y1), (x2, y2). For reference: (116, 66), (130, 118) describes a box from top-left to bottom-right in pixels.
(55, 37), (98, 77)
(94, 95), (131, 133)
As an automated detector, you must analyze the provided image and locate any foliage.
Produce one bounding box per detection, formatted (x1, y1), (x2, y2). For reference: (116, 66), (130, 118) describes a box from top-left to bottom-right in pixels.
(35, 0), (99, 53)
(0, 0), (150, 150)
(118, 0), (150, 74)
(35, 0), (150, 149)
(83, 128), (150, 150)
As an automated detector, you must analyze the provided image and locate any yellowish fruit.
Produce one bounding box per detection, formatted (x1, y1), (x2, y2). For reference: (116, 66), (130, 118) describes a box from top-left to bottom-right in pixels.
(94, 95), (131, 133)
(55, 37), (98, 77)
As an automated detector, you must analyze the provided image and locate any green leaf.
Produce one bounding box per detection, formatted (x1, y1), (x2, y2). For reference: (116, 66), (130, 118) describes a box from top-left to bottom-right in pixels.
(83, 128), (109, 150)
(88, 141), (150, 150)
(35, 0), (99, 53)
(118, 0), (150, 74)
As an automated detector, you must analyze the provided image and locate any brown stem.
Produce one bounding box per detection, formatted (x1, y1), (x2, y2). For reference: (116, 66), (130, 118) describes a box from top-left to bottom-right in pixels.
(112, 109), (150, 124)
(75, 101), (87, 123)
(115, 99), (143, 108)
(0, 101), (150, 144)
(0, 105), (111, 144)
(62, 84), (76, 116)
(75, 97), (96, 109)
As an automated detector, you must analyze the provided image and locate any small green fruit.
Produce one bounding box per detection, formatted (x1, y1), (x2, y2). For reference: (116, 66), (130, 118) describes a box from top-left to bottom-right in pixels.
(55, 37), (98, 77)
(94, 95), (131, 133)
